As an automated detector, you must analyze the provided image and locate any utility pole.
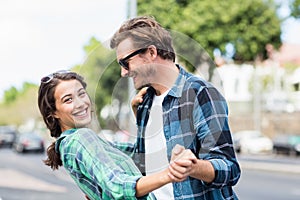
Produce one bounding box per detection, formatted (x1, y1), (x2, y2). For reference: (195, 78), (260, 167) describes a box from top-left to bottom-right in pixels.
(127, 0), (137, 141)
(127, 0), (137, 19)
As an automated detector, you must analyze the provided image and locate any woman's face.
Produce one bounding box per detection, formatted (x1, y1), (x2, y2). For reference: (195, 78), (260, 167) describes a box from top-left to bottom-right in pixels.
(53, 79), (92, 132)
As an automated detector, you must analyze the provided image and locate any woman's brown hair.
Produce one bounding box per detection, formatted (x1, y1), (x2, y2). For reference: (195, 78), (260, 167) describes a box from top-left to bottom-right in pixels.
(38, 71), (87, 170)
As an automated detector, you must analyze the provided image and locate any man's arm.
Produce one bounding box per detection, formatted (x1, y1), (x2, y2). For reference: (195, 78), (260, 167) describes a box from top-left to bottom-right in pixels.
(192, 87), (241, 186)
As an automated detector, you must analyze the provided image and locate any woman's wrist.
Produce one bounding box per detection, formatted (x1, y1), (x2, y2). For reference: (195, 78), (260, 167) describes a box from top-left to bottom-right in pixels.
(159, 168), (172, 184)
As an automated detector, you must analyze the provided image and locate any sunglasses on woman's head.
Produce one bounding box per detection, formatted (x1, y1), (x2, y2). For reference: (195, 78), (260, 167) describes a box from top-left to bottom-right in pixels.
(40, 70), (72, 84)
(118, 48), (147, 70)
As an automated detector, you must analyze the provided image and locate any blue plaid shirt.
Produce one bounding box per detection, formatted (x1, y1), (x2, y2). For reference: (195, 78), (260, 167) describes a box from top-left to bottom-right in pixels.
(117, 65), (241, 199)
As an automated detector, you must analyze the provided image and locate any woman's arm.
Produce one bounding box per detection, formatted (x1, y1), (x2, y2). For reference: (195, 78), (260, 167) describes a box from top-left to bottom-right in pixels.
(135, 168), (171, 197)
(136, 145), (197, 197)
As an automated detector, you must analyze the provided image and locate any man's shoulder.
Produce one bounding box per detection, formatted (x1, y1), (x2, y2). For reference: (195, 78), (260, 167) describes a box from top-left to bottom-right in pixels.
(179, 67), (208, 85)
(183, 73), (209, 91)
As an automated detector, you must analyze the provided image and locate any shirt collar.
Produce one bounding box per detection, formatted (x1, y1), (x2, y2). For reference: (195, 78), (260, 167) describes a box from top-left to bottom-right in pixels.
(168, 64), (187, 98)
(55, 128), (77, 153)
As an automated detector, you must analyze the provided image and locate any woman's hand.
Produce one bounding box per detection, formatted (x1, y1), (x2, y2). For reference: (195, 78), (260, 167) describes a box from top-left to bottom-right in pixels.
(131, 87), (148, 117)
(168, 144), (197, 182)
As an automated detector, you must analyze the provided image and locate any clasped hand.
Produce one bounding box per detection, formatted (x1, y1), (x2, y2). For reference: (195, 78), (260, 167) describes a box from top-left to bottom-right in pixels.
(168, 144), (197, 182)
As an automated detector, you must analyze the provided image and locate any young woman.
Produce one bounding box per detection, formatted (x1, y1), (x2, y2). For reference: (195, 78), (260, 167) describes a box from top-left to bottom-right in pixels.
(37, 70), (196, 200)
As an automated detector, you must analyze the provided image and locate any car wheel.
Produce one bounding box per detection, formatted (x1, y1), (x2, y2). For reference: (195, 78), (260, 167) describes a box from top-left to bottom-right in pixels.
(289, 149), (296, 156)
(16, 145), (24, 153)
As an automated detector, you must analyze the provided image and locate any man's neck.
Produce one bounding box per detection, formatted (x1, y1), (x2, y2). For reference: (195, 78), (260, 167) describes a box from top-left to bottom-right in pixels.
(151, 62), (179, 96)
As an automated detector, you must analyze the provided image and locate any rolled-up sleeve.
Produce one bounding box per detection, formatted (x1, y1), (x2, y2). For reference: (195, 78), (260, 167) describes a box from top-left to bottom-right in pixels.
(209, 158), (240, 187)
(194, 87), (241, 188)
(69, 129), (149, 199)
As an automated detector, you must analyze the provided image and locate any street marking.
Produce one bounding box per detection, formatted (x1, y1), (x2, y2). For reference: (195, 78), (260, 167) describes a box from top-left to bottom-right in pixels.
(0, 168), (66, 193)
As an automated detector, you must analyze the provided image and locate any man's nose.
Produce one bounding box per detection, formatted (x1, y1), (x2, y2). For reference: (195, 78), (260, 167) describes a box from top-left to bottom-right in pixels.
(121, 67), (129, 77)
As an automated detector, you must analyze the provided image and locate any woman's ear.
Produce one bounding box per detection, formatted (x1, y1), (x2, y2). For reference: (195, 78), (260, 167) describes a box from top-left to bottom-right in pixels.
(52, 112), (59, 119)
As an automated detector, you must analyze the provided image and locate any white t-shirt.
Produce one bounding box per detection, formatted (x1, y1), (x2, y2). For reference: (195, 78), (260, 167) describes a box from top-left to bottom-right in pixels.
(145, 91), (174, 200)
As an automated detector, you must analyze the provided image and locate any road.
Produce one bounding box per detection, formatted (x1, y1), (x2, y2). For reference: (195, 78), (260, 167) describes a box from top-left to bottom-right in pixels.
(235, 154), (300, 200)
(235, 169), (300, 200)
(0, 148), (300, 199)
(0, 148), (83, 200)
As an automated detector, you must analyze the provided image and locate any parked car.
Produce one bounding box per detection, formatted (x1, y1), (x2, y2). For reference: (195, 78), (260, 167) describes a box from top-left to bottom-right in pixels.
(0, 126), (17, 148)
(232, 130), (273, 154)
(273, 134), (300, 156)
(13, 132), (45, 153)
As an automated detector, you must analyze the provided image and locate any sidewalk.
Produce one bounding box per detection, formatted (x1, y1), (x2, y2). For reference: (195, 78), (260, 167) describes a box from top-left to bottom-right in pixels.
(240, 160), (300, 174)
(237, 154), (300, 174)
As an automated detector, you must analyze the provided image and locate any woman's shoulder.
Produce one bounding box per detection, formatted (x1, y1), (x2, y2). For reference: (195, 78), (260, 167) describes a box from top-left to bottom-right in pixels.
(75, 127), (94, 133)
(74, 128), (98, 138)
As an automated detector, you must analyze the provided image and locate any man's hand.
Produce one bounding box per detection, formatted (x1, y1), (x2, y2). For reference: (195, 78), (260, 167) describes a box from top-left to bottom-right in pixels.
(168, 144), (197, 182)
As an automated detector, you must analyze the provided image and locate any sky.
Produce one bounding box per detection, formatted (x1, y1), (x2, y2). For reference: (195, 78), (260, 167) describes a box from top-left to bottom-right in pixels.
(0, 0), (300, 99)
(0, 0), (129, 99)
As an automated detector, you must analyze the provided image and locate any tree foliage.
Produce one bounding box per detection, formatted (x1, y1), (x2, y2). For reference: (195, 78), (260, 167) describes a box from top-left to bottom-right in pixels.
(290, 0), (300, 18)
(0, 83), (39, 125)
(138, 0), (282, 65)
(2, 82), (36, 105)
(3, 86), (18, 104)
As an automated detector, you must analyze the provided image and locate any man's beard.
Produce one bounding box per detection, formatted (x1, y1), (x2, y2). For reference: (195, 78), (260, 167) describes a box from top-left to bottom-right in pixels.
(135, 64), (156, 90)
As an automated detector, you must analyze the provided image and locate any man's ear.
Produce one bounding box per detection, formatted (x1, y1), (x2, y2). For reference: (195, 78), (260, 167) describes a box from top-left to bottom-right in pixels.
(148, 45), (157, 59)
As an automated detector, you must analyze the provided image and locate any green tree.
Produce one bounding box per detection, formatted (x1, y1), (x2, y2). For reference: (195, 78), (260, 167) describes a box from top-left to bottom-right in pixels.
(0, 82), (39, 125)
(290, 0), (300, 18)
(2, 82), (36, 105)
(3, 86), (18, 104)
(138, 0), (281, 66)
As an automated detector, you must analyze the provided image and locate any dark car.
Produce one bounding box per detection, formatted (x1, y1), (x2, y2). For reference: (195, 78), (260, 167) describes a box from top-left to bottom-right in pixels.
(13, 132), (45, 153)
(273, 134), (300, 156)
(0, 126), (17, 148)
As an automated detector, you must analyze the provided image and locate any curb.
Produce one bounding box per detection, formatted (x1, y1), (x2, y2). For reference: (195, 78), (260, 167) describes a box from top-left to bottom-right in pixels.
(239, 160), (300, 174)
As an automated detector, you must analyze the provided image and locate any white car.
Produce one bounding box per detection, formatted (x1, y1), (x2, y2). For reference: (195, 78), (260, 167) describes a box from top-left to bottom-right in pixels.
(233, 130), (273, 154)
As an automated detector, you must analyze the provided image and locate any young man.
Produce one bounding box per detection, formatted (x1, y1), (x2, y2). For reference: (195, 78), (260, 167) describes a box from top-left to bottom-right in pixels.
(110, 16), (241, 199)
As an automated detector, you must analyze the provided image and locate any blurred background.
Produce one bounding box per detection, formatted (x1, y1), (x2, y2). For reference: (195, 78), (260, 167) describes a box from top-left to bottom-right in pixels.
(0, 0), (300, 199)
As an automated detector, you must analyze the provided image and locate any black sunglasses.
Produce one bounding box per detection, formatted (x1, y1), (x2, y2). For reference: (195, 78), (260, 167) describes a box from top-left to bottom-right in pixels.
(118, 48), (147, 70)
(40, 70), (72, 83)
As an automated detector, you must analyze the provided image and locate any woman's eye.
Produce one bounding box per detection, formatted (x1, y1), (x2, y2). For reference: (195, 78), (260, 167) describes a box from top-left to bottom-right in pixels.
(79, 91), (86, 97)
(64, 98), (72, 103)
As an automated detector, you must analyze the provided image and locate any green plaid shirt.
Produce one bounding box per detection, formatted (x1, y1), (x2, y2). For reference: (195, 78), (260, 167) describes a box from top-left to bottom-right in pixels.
(55, 128), (155, 200)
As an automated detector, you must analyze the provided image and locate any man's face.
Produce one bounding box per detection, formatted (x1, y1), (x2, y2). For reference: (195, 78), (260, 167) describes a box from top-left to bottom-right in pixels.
(116, 38), (155, 90)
